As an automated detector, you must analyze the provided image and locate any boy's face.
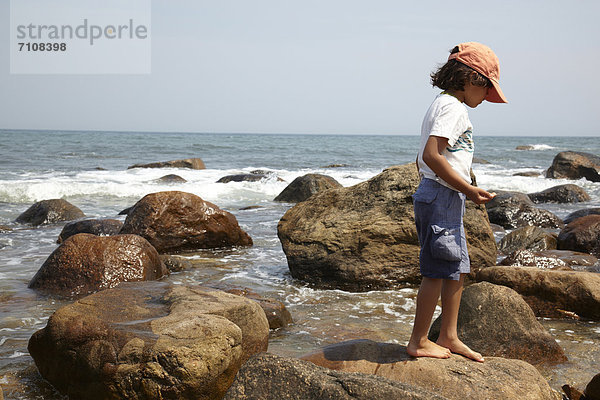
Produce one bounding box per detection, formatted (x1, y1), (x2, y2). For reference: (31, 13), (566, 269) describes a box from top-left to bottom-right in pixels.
(463, 82), (489, 108)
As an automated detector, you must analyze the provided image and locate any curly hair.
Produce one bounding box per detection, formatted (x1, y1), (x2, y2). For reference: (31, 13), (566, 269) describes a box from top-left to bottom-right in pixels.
(431, 46), (492, 91)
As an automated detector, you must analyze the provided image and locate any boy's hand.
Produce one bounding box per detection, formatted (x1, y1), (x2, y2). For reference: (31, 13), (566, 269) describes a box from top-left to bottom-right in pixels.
(466, 186), (496, 204)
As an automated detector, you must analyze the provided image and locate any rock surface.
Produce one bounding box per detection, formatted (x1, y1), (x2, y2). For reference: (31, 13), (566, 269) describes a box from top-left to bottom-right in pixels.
(274, 173), (342, 203)
(528, 184), (591, 203)
(28, 233), (167, 297)
(217, 174), (267, 183)
(485, 191), (563, 229)
(564, 208), (600, 225)
(500, 249), (598, 271)
(222, 287), (293, 330)
(428, 282), (566, 365)
(57, 219), (123, 243)
(477, 266), (600, 320)
(300, 340), (561, 400)
(224, 352), (444, 400)
(28, 282), (269, 400)
(128, 158), (206, 170)
(585, 373), (600, 400)
(498, 226), (557, 255)
(558, 215), (600, 255)
(156, 174), (187, 183)
(15, 199), (85, 226)
(278, 164), (496, 290)
(545, 151), (600, 182)
(120, 191), (252, 253)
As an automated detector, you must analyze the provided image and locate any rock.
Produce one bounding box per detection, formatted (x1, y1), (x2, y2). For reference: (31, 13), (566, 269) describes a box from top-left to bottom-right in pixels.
(28, 282), (269, 400)
(546, 151), (600, 182)
(513, 171), (542, 177)
(428, 282), (566, 365)
(498, 226), (557, 255)
(516, 145), (535, 150)
(274, 174), (342, 203)
(472, 157), (490, 164)
(500, 249), (598, 271)
(118, 206), (133, 215)
(222, 287), (293, 330)
(585, 373), (600, 400)
(320, 163), (349, 168)
(239, 205), (262, 211)
(0, 225), (12, 232)
(564, 208), (600, 224)
(562, 384), (585, 400)
(128, 158), (206, 170)
(156, 174), (187, 183)
(120, 191), (252, 253)
(57, 219), (123, 243)
(223, 352), (444, 400)
(476, 266), (600, 320)
(277, 164), (496, 290)
(300, 340), (561, 400)
(485, 191), (563, 229)
(28, 233), (167, 297)
(159, 254), (193, 272)
(528, 184), (591, 203)
(217, 174), (267, 183)
(558, 215), (600, 255)
(15, 199), (85, 226)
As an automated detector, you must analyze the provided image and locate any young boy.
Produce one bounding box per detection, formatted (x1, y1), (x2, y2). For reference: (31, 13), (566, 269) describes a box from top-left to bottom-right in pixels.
(407, 42), (507, 362)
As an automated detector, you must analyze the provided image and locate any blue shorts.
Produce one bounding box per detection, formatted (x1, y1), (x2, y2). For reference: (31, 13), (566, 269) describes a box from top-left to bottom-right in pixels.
(412, 178), (470, 280)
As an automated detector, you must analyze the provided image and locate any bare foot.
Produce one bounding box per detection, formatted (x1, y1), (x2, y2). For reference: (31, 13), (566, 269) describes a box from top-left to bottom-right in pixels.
(407, 339), (451, 359)
(436, 338), (484, 362)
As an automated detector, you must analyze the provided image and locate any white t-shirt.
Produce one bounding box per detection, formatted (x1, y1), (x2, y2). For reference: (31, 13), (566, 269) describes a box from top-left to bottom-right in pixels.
(417, 93), (474, 191)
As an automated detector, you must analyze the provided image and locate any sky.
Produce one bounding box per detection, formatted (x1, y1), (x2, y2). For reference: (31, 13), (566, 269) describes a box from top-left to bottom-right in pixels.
(1, 0), (599, 136)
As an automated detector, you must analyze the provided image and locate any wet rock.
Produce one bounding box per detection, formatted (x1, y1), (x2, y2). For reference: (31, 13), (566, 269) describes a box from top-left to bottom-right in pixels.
(222, 287), (293, 330)
(564, 208), (600, 225)
(28, 282), (269, 400)
(159, 254), (193, 272)
(0, 225), (12, 232)
(217, 174), (266, 183)
(57, 219), (123, 243)
(516, 145), (535, 150)
(476, 266), (600, 320)
(15, 199), (85, 226)
(585, 373), (600, 400)
(223, 352), (443, 400)
(546, 151), (600, 182)
(472, 157), (490, 164)
(277, 164), (496, 291)
(300, 340), (561, 400)
(562, 384), (584, 400)
(428, 282), (566, 365)
(498, 226), (557, 255)
(118, 206), (132, 215)
(128, 158), (206, 170)
(239, 205), (262, 210)
(528, 184), (591, 203)
(500, 249), (598, 271)
(485, 191), (563, 229)
(320, 163), (349, 168)
(274, 173), (342, 203)
(28, 233), (167, 297)
(558, 215), (600, 255)
(156, 174), (187, 183)
(513, 171), (542, 177)
(120, 191), (252, 253)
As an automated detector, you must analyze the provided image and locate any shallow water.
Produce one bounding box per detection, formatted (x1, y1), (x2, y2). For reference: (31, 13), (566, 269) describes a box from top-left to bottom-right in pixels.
(1, 131), (599, 398)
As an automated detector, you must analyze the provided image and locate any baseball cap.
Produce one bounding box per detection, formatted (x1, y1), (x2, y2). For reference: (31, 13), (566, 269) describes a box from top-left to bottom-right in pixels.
(448, 42), (508, 103)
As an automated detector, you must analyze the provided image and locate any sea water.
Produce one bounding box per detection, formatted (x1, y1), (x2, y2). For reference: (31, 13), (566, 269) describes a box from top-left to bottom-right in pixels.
(0, 130), (599, 398)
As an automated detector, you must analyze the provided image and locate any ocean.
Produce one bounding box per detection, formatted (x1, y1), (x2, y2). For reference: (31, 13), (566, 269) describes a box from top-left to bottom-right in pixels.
(1, 130), (599, 398)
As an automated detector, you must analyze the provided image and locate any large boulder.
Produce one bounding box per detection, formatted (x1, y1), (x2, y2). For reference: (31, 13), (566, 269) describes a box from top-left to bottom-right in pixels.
(557, 215), (600, 255)
(277, 164), (496, 291)
(585, 373), (600, 400)
(564, 208), (600, 224)
(428, 282), (566, 365)
(274, 174), (342, 203)
(545, 151), (600, 182)
(128, 158), (206, 169)
(300, 340), (561, 400)
(221, 287), (293, 330)
(28, 233), (167, 297)
(500, 249), (598, 271)
(498, 225), (557, 255)
(224, 353), (444, 400)
(485, 191), (563, 229)
(528, 184), (591, 203)
(15, 199), (85, 226)
(120, 191), (252, 253)
(57, 218), (123, 243)
(28, 282), (269, 400)
(477, 266), (600, 320)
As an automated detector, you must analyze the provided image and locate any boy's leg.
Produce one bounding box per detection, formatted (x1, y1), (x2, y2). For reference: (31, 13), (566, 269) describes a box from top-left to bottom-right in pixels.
(436, 273), (484, 362)
(407, 277), (451, 358)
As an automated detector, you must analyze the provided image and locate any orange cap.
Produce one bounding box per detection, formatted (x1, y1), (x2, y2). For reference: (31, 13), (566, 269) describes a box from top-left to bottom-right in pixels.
(448, 42), (508, 103)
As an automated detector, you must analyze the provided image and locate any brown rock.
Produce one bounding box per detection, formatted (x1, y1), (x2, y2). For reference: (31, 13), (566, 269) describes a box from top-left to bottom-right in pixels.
(28, 282), (269, 400)
(28, 233), (167, 297)
(558, 215), (600, 255)
(476, 266), (600, 320)
(486, 191), (563, 229)
(428, 282), (566, 365)
(222, 287), (293, 330)
(562, 384), (584, 400)
(585, 373), (600, 400)
(120, 191), (252, 253)
(513, 171), (542, 177)
(500, 249), (598, 271)
(274, 173), (342, 203)
(528, 184), (591, 203)
(300, 340), (561, 400)
(159, 254), (193, 272)
(15, 199), (85, 226)
(516, 145), (536, 150)
(277, 164), (496, 291)
(564, 208), (600, 224)
(128, 158), (206, 169)
(57, 218), (123, 243)
(498, 225), (557, 255)
(156, 174), (187, 183)
(546, 151), (600, 182)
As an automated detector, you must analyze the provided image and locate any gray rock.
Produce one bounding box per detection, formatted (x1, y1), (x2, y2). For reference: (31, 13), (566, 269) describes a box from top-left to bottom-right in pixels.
(128, 158), (205, 170)
(156, 174), (187, 183)
(558, 215), (600, 255)
(57, 218), (123, 243)
(564, 208), (600, 224)
(274, 173), (342, 203)
(500, 249), (598, 271)
(16, 199), (85, 226)
(498, 226), (557, 255)
(546, 151), (600, 182)
(485, 191), (563, 229)
(217, 174), (266, 183)
(528, 184), (591, 203)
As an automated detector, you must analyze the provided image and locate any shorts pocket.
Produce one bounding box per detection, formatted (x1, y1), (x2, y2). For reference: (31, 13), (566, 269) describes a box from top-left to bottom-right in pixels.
(412, 184), (439, 204)
(430, 224), (462, 262)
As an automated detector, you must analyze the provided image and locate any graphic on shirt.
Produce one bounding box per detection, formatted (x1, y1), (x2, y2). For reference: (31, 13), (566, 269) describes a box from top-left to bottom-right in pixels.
(446, 129), (474, 153)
